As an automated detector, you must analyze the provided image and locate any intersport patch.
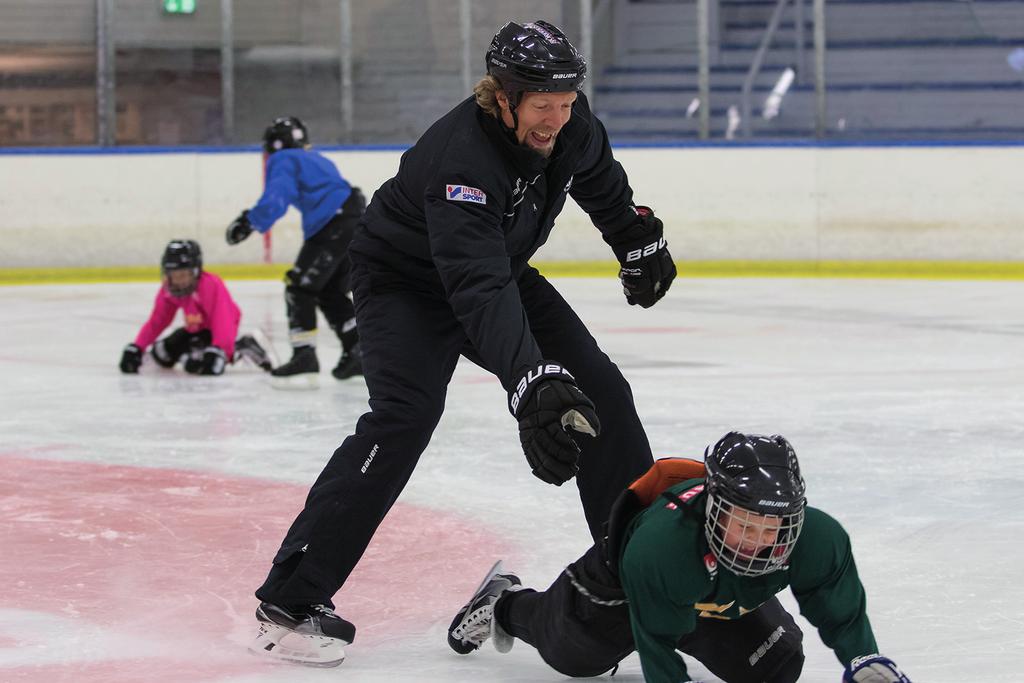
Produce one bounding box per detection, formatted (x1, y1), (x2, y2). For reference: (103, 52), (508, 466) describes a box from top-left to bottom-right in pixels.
(446, 184), (486, 204)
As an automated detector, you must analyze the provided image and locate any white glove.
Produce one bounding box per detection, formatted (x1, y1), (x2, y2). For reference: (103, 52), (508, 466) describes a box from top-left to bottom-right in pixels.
(844, 654), (911, 683)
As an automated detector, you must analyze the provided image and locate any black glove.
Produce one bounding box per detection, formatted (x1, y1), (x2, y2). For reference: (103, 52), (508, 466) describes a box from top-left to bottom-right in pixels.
(225, 210), (253, 245)
(606, 206), (676, 308)
(119, 343), (142, 374)
(184, 346), (227, 376)
(510, 361), (601, 485)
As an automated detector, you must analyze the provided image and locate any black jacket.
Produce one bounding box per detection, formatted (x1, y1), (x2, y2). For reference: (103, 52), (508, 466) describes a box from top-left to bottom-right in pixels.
(350, 93), (640, 393)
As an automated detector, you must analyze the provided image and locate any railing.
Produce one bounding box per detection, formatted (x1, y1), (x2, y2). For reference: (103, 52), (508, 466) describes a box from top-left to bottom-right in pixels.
(739, 0), (826, 138)
(6, 0), (1023, 146)
(6, 0), (600, 147)
(740, 0), (791, 138)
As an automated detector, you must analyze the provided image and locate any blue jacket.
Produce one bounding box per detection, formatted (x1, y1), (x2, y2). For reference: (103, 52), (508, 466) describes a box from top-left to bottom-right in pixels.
(248, 148), (352, 240)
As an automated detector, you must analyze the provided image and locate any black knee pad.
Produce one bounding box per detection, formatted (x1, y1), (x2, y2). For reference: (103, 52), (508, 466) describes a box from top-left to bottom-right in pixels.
(152, 328), (192, 367)
(153, 328), (211, 368)
(285, 266), (328, 295)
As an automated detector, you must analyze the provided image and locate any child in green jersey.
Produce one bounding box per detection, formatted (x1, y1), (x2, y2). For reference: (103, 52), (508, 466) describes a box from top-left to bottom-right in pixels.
(448, 431), (912, 683)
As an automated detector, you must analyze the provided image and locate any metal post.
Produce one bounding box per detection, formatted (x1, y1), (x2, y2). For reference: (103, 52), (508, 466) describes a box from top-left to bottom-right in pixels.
(741, 0), (789, 137)
(580, 0), (594, 105)
(95, 0), (115, 146)
(220, 0), (234, 144)
(339, 0), (353, 142)
(460, 0), (472, 95)
(813, 0), (826, 138)
(795, 0), (805, 84)
(697, 0), (710, 139)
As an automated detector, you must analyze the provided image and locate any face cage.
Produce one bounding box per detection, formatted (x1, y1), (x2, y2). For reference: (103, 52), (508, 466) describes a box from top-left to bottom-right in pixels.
(163, 267), (199, 298)
(704, 494), (804, 577)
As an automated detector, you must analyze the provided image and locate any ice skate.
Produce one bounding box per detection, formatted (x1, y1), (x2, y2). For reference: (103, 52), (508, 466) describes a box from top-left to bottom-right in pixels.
(331, 343), (363, 380)
(250, 602), (355, 667)
(235, 334), (273, 372)
(270, 346), (319, 389)
(447, 560), (522, 655)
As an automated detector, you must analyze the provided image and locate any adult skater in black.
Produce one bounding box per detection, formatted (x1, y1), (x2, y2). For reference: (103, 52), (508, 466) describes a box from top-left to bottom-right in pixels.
(447, 432), (913, 683)
(249, 20), (677, 666)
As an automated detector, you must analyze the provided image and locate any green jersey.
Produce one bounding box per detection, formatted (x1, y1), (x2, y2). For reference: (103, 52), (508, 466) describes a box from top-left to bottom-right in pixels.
(619, 479), (877, 683)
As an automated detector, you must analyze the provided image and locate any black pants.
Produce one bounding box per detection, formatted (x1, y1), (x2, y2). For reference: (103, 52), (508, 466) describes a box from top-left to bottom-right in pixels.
(255, 260), (654, 608)
(284, 188), (365, 352)
(497, 545), (805, 682)
(152, 327), (211, 368)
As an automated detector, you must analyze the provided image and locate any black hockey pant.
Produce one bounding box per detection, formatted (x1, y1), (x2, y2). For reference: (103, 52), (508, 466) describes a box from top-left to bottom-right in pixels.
(255, 262), (654, 609)
(496, 544), (805, 682)
(284, 188), (365, 352)
(152, 327), (211, 367)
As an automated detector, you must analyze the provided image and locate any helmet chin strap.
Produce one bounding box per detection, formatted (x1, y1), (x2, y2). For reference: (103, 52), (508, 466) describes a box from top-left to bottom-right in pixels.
(499, 90), (523, 138)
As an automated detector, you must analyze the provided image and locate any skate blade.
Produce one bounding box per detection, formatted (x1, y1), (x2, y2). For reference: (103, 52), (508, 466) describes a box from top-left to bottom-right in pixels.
(270, 373), (320, 390)
(470, 560), (504, 598)
(249, 622), (346, 667)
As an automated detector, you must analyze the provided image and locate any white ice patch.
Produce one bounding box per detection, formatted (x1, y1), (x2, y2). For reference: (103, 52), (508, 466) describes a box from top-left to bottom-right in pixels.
(161, 486), (201, 496)
(0, 609), (163, 666)
(58, 529), (134, 543)
(445, 184), (486, 204)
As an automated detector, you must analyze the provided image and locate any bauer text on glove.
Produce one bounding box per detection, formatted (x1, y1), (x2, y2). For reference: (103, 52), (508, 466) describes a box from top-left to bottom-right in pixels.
(606, 206), (676, 308)
(509, 362), (601, 485)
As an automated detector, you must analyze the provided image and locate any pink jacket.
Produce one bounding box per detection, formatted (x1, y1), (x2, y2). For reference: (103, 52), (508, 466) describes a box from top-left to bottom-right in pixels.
(133, 272), (242, 358)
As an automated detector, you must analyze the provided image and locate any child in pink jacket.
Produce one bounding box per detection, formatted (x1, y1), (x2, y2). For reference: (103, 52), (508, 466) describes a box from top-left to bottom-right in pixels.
(119, 239), (270, 375)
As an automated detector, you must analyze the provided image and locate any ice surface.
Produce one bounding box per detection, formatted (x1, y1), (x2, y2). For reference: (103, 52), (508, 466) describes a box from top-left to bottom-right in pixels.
(1, 276), (1021, 682)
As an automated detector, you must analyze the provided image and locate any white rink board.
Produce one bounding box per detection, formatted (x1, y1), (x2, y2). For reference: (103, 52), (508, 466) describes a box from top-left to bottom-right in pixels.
(1, 144), (1021, 267)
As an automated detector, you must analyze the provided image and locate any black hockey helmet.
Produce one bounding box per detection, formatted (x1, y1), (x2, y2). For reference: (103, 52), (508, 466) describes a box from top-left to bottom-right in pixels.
(703, 432), (806, 576)
(161, 239), (202, 297)
(262, 116), (309, 154)
(486, 20), (586, 110)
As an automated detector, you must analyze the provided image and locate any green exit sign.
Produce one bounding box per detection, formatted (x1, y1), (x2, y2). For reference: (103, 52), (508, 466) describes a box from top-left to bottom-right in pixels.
(162, 0), (196, 14)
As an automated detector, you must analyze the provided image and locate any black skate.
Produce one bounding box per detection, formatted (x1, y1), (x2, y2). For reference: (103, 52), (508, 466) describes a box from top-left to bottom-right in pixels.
(447, 560), (522, 655)
(270, 346), (319, 389)
(235, 334), (273, 372)
(331, 343), (363, 380)
(251, 602), (355, 667)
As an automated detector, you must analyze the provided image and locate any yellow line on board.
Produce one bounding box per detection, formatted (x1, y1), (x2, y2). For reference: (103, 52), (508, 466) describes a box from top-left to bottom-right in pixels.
(0, 260), (1021, 285)
(538, 261), (1024, 280)
(0, 264), (290, 285)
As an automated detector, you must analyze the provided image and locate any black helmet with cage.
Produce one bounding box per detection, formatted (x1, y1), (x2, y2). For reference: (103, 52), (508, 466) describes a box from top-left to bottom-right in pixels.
(262, 116), (309, 154)
(703, 431), (807, 577)
(485, 20), (586, 118)
(161, 239), (202, 298)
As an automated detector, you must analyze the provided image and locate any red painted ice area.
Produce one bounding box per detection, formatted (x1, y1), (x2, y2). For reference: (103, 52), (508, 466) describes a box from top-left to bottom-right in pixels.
(0, 454), (511, 681)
